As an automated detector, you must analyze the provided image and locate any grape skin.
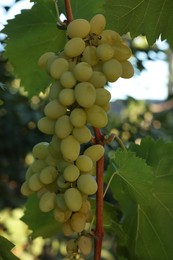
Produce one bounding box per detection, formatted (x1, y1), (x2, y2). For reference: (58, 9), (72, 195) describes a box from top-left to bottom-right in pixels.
(55, 115), (73, 139)
(74, 82), (96, 108)
(67, 18), (90, 38)
(85, 105), (108, 128)
(64, 188), (83, 212)
(77, 174), (98, 195)
(60, 135), (80, 161)
(90, 14), (106, 35)
(64, 37), (85, 58)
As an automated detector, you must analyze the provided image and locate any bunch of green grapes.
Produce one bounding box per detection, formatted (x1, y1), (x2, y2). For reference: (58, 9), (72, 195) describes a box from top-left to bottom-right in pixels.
(21, 14), (134, 259)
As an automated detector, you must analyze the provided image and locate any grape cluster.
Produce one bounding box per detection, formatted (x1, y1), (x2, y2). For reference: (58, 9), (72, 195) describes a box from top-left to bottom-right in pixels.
(21, 14), (133, 259)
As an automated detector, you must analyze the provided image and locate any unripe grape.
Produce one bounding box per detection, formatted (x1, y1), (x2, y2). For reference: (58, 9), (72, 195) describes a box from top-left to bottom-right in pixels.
(37, 117), (55, 135)
(70, 108), (87, 128)
(49, 81), (63, 100)
(39, 166), (57, 184)
(102, 59), (122, 82)
(96, 43), (114, 61)
(89, 71), (107, 88)
(64, 187), (83, 212)
(82, 46), (99, 66)
(59, 88), (75, 106)
(28, 173), (43, 191)
(49, 58), (69, 79)
(39, 191), (55, 212)
(31, 159), (46, 173)
(56, 193), (69, 211)
(21, 181), (33, 196)
(74, 82), (96, 108)
(77, 235), (92, 256)
(44, 99), (67, 119)
(99, 29), (122, 45)
(77, 174), (98, 195)
(64, 37), (85, 58)
(113, 42), (132, 61)
(70, 212), (86, 233)
(67, 19), (90, 38)
(55, 115), (73, 139)
(95, 88), (111, 106)
(66, 239), (78, 255)
(85, 105), (108, 128)
(61, 135), (80, 161)
(72, 126), (91, 144)
(54, 208), (72, 223)
(32, 142), (49, 160)
(84, 144), (104, 162)
(121, 60), (134, 78)
(60, 71), (77, 88)
(38, 52), (55, 69)
(75, 155), (93, 172)
(73, 62), (93, 82)
(90, 14), (106, 35)
(62, 219), (74, 236)
(63, 165), (80, 182)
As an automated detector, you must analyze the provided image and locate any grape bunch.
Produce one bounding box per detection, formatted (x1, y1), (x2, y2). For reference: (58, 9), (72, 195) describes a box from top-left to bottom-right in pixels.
(21, 14), (134, 259)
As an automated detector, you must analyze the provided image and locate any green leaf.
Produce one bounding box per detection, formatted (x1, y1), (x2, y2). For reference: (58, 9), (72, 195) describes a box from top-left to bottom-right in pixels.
(3, 0), (66, 97)
(21, 194), (61, 239)
(0, 236), (20, 260)
(103, 0), (173, 48)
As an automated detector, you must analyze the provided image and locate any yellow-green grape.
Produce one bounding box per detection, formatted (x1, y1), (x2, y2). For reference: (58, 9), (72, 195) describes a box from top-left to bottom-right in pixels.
(55, 193), (69, 211)
(90, 14), (106, 35)
(75, 155), (93, 172)
(79, 200), (91, 214)
(121, 60), (134, 79)
(96, 43), (114, 61)
(77, 235), (92, 256)
(72, 126), (91, 144)
(37, 117), (55, 135)
(39, 191), (55, 212)
(101, 101), (110, 112)
(77, 174), (98, 195)
(39, 166), (57, 184)
(44, 99), (67, 119)
(102, 59), (122, 82)
(62, 219), (74, 237)
(64, 37), (85, 58)
(49, 81), (63, 100)
(70, 212), (86, 233)
(64, 187), (83, 212)
(50, 135), (61, 152)
(46, 154), (58, 167)
(60, 71), (77, 88)
(84, 144), (104, 162)
(54, 208), (72, 223)
(32, 142), (49, 160)
(57, 175), (70, 189)
(63, 165), (80, 182)
(28, 173), (43, 191)
(20, 181), (33, 196)
(82, 46), (99, 66)
(95, 88), (111, 106)
(55, 115), (73, 139)
(48, 143), (61, 158)
(85, 105), (108, 128)
(70, 108), (87, 128)
(59, 88), (75, 106)
(89, 71), (107, 88)
(57, 159), (73, 173)
(67, 18), (90, 38)
(74, 82), (96, 108)
(99, 29), (122, 45)
(31, 159), (46, 173)
(61, 135), (80, 161)
(113, 42), (132, 61)
(25, 167), (34, 180)
(49, 58), (69, 79)
(66, 239), (78, 255)
(38, 52), (55, 69)
(73, 62), (93, 82)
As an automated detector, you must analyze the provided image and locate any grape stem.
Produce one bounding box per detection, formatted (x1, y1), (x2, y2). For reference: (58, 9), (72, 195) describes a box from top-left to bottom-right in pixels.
(64, 0), (73, 24)
(93, 127), (104, 260)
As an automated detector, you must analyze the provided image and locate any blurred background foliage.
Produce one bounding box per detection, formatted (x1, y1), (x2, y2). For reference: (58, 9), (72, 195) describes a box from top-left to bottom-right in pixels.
(0, 1), (173, 259)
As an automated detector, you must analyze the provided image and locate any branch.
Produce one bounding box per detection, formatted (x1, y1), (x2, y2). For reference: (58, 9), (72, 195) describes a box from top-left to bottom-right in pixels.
(64, 0), (73, 24)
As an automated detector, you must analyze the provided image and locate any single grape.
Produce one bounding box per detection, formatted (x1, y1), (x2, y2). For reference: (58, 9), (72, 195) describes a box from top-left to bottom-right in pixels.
(32, 142), (49, 160)
(102, 58), (122, 82)
(99, 29), (122, 45)
(77, 235), (92, 256)
(70, 108), (87, 128)
(73, 62), (93, 82)
(85, 105), (108, 128)
(20, 181), (33, 196)
(63, 164), (80, 182)
(37, 116), (55, 135)
(89, 71), (107, 88)
(82, 46), (99, 66)
(96, 43), (114, 61)
(64, 37), (85, 58)
(25, 166), (34, 180)
(84, 144), (104, 162)
(44, 99), (67, 119)
(39, 191), (55, 212)
(90, 14), (106, 35)
(55, 193), (69, 211)
(60, 135), (80, 161)
(39, 165), (57, 184)
(70, 212), (86, 233)
(54, 208), (72, 223)
(66, 239), (78, 255)
(60, 71), (77, 88)
(59, 88), (75, 106)
(49, 81), (63, 100)
(49, 58), (69, 79)
(113, 42), (132, 61)
(57, 159), (73, 173)
(74, 82), (96, 108)
(79, 200), (91, 214)
(72, 126), (91, 144)
(121, 60), (134, 78)
(75, 155), (93, 172)
(57, 175), (70, 189)
(64, 187), (83, 212)
(62, 219), (74, 237)
(31, 159), (46, 173)
(77, 174), (98, 195)
(67, 18), (90, 38)
(50, 135), (61, 152)
(28, 173), (43, 191)
(38, 52), (55, 69)
(55, 115), (73, 139)
(95, 88), (111, 106)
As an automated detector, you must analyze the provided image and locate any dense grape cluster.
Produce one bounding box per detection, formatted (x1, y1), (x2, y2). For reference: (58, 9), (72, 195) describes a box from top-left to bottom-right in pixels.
(21, 14), (134, 259)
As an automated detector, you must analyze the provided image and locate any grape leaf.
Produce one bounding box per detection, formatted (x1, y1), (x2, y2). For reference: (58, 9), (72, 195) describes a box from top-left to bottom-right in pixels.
(0, 236), (20, 260)
(2, 0), (66, 97)
(21, 194), (61, 239)
(103, 0), (173, 48)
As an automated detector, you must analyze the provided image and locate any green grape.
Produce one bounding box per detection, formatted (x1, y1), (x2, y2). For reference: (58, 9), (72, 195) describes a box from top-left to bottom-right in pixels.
(50, 135), (61, 152)
(79, 200), (91, 214)
(25, 166), (34, 180)
(121, 60), (134, 78)
(61, 135), (80, 161)
(70, 212), (86, 233)
(28, 173), (43, 191)
(85, 105), (108, 128)
(57, 159), (73, 173)
(90, 14), (106, 35)
(37, 116), (55, 135)
(55, 115), (73, 139)
(82, 46), (99, 66)
(31, 159), (46, 173)
(32, 142), (49, 160)
(101, 101), (110, 112)
(70, 108), (87, 128)
(75, 155), (93, 172)
(54, 208), (72, 223)
(64, 187), (82, 212)
(113, 42), (132, 61)
(48, 143), (61, 158)
(38, 52), (55, 69)
(95, 88), (111, 106)
(72, 126), (91, 144)
(66, 239), (78, 255)
(60, 71), (77, 88)
(55, 193), (69, 211)
(64, 37), (85, 58)
(102, 59), (122, 82)
(63, 165), (80, 182)
(89, 71), (107, 88)
(96, 43), (114, 61)
(74, 82), (96, 108)
(77, 174), (98, 195)
(62, 219), (74, 237)
(99, 29), (122, 45)
(49, 81), (63, 100)
(46, 154), (58, 167)
(49, 58), (69, 79)
(59, 88), (75, 106)
(77, 235), (92, 256)
(39, 191), (55, 212)
(44, 99), (67, 119)
(39, 166), (57, 184)
(73, 62), (93, 82)
(57, 175), (70, 189)
(20, 181), (33, 196)
(84, 144), (104, 162)
(67, 18), (90, 38)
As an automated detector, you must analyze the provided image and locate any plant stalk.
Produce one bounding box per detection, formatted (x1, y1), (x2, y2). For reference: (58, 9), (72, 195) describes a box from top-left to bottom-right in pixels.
(64, 0), (73, 23)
